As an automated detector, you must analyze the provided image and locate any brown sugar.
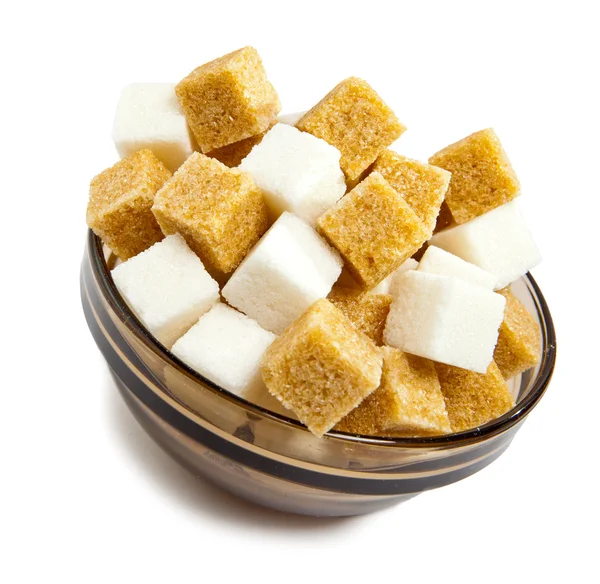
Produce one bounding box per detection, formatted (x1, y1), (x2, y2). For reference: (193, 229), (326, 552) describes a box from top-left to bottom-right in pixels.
(434, 201), (455, 233)
(176, 46), (281, 153)
(317, 172), (429, 289)
(296, 77), (406, 181)
(429, 128), (520, 224)
(152, 152), (269, 274)
(335, 348), (451, 436)
(87, 149), (171, 260)
(435, 361), (515, 432)
(206, 127), (271, 168)
(260, 299), (383, 437)
(327, 286), (392, 345)
(494, 287), (542, 379)
(371, 150), (451, 233)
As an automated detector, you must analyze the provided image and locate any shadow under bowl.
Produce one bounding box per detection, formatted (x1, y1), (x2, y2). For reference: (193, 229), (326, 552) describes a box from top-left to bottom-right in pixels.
(81, 231), (556, 516)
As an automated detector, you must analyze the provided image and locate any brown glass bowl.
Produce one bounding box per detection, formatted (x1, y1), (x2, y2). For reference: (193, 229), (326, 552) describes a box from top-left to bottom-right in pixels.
(81, 231), (556, 516)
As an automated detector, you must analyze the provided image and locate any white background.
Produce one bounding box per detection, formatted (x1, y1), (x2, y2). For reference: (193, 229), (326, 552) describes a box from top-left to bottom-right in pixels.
(2, 1), (598, 582)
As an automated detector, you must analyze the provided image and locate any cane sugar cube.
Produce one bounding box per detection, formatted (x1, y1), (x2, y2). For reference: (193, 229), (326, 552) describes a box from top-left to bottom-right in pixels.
(429, 200), (541, 289)
(176, 46), (281, 153)
(277, 111), (306, 126)
(371, 151), (451, 233)
(87, 150), (171, 261)
(206, 129), (269, 168)
(435, 361), (515, 432)
(317, 172), (429, 289)
(418, 246), (497, 290)
(238, 124), (346, 225)
(384, 271), (506, 373)
(222, 212), (343, 334)
(435, 201), (455, 233)
(335, 348), (451, 436)
(429, 128), (520, 224)
(328, 287), (392, 345)
(171, 304), (283, 409)
(111, 234), (219, 347)
(494, 287), (542, 379)
(260, 299), (383, 437)
(152, 153), (269, 274)
(375, 258), (418, 296)
(296, 77), (406, 180)
(112, 84), (194, 172)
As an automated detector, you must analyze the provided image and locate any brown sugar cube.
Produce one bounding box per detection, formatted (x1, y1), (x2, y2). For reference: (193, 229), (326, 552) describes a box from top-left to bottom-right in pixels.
(371, 150), (451, 233)
(206, 125), (273, 168)
(176, 46), (281, 153)
(494, 287), (542, 379)
(152, 152), (269, 274)
(335, 348), (451, 437)
(317, 172), (429, 290)
(86, 150), (171, 260)
(434, 201), (455, 233)
(435, 361), (515, 432)
(327, 286), (392, 345)
(261, 299), (383, 437)
(296, 77), (406, 181)
(429, 128), (520, 224)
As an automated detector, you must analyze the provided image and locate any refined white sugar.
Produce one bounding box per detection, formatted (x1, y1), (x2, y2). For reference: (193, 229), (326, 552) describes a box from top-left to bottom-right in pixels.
(221, 212), (343, 334)
(417, 246), (497, 290)
(111, 234), (219, 347)
(238, 124), (346, 225)
(171, 304), (290, 414)
(277, 111), (306, 126)
(372, 258), (418, 295)
(112, 83), (194, 172)
(384, 271), (506, 373)
(429, 200), (541, 289)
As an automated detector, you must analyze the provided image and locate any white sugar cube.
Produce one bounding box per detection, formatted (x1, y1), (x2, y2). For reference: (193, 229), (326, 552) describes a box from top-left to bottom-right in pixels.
(277, 111), (306, 126)
(111, 234), (219, 348)
(171, 304), (289, 414)
(372, 258), (418, 295)
(238, 124), (346, 225)
(221, 212), (343, 334)
(429, 200), (541, 289)
(384, 271), (506, 373)
(417, 246), (497, 290)
(112, 83), (194, 172)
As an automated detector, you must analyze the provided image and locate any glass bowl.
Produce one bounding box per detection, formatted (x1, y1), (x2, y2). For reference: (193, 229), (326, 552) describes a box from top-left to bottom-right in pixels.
(81, 230), (556, 516)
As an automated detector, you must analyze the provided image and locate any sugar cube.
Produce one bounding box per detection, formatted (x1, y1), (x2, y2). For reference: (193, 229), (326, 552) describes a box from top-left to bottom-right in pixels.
(238, 124), (346, 225)
(111, 234), (219, 347)
(152, 152), (269, 274)
(261, 299), (383, 437)
(429, 200), (541, 289)
(171, 304), (290, 414)
(176, 47), (281, 152)
(87, 150), (171, 260)
(277, 111), (306, 126)
(371, 150), (451, 233)
(297, 77), (406, 180)
(429, 128), (520, 224)
(317, 172), (429, 289)
(384, 270), (506, 373)
(112, 84), (194, 172)
(418, 246), (497, 290)
(434, 201), (455, 233)
(335, 348), (451, 436)
(327, 287), (392, 345)
(435, 361), (515, 432)
(206, 128), (271, 168)
(221, 212), (343, 334)
(375, 258), (418, 295)
(494, 287), (542, 379)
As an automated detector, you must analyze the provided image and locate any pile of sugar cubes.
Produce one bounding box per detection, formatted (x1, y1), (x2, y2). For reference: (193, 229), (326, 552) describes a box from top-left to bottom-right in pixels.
(87, 46), (543, 438)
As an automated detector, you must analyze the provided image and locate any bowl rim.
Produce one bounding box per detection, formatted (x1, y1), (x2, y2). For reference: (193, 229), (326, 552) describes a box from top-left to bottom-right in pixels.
(87, 230), (556, 448)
